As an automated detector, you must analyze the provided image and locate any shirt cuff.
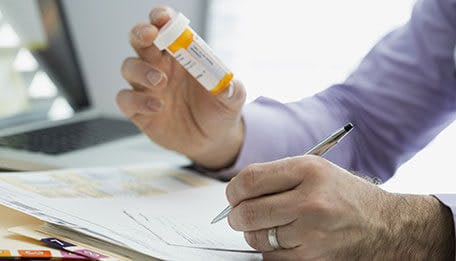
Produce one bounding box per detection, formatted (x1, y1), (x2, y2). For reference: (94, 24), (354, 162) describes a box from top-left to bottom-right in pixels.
(433, 194), (456, 259)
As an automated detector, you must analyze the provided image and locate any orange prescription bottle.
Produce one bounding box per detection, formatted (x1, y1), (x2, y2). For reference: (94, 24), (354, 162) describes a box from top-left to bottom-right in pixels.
(154, 13), (234, 95)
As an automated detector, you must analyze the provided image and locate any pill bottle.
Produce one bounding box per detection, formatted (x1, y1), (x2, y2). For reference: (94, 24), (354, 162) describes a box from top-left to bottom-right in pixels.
(154, 13), (233, 95)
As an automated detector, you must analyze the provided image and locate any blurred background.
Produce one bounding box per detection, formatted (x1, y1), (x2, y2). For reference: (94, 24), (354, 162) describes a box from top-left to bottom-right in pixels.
(0, 0), (454, 193)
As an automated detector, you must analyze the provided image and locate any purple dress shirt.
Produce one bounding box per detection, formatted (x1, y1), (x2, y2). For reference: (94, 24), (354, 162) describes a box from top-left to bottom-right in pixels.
(210, 0), (456, 252)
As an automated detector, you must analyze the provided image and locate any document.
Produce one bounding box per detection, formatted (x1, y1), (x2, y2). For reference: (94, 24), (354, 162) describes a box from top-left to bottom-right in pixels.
(125, 213), (255, 252)
(123, 183), (257, 252)
(0, 164), (214, 199)
(0, 166), (262, 260)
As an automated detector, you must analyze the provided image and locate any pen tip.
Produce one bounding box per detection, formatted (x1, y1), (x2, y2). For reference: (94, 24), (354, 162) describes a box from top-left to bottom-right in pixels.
(344, 123), (354, 132)
(211, 215), (223, 224)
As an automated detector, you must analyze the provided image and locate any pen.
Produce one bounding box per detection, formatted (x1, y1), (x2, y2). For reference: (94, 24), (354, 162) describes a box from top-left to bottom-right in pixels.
(211, 123), (354, 224)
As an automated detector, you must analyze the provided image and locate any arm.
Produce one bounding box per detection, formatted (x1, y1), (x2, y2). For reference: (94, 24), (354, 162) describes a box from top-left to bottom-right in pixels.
(220, 0), (456, 258)
(214, 0), (456, 181)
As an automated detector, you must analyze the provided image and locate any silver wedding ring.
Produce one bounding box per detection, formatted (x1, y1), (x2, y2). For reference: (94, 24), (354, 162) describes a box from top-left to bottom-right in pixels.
(268, 227), (282, 250)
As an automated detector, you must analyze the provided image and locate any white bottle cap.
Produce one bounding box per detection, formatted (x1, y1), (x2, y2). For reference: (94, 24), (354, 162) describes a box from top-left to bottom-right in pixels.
(154, 13), (190, 50)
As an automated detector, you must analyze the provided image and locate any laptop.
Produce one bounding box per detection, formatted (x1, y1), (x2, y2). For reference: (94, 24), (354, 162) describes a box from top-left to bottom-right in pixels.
(0, 0), (186, 171)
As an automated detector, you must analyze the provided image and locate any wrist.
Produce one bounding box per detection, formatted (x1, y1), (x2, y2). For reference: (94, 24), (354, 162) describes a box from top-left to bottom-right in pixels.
(373, 193), (455, 259)
(190, 118), (245, 170)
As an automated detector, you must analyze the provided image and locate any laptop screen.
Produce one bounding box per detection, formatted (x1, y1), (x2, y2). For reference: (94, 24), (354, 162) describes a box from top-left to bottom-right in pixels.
(0, 0), (89, 128)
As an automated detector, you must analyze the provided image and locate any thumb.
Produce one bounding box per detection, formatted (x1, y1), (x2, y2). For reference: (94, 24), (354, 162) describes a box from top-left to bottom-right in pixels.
(215, 79), (247, 112)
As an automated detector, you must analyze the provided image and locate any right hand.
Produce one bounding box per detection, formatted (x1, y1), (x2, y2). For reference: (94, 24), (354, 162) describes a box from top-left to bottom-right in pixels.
(117, 7), (246, 169)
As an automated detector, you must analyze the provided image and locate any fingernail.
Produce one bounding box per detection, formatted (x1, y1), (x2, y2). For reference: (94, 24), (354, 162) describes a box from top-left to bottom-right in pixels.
(146, 99), (162, 112)
(137, 27), (149, 41)
(221, 82), (235, 100)
(226, 83), (234, 98)
(150, 10), (167, 23)
(146, 70), (163, 86)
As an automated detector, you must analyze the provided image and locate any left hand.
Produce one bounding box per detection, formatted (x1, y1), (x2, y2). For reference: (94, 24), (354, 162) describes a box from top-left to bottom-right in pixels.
(226, 155), (454, 260)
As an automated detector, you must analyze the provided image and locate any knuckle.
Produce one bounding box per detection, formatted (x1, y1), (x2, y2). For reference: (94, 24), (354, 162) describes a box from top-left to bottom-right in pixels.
(240, 164), (261, 193)
(225, 182), (238, 206)
(307, 197), (333, 217)
(312, 231), (327, 243)
(294, 156), (326, 180)
(304, 156), (317, 169)
(306, 155), (327, 169)
(289, 157), (307, 173)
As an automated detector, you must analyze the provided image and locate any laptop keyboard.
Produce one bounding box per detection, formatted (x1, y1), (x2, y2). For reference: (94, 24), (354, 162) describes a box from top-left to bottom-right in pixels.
(0, 118), (141, 155)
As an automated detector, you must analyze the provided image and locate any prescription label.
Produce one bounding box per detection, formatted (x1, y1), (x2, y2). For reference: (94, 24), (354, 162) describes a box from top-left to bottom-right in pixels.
(173, 35), (229, 91)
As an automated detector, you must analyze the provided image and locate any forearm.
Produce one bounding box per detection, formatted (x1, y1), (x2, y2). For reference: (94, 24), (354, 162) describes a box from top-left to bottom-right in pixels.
(373, 194), (455, 260)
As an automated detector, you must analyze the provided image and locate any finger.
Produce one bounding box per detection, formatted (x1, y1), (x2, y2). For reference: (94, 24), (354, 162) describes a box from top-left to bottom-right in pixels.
(129, 24), (164, 62)
(130, 82), (147, 92)
(129, 113), (161, 136)
(262, 246), (304, 261)
(121, 57), (167, 90)
(244, 222), (303, 253)
(226, 158), (303, 207)
(149, 6), (175, 28)
(116, 89), (163, 118)
(228, 190), (298, 232)
(215, 80), (246, 112)
(129, 23), (158, 49)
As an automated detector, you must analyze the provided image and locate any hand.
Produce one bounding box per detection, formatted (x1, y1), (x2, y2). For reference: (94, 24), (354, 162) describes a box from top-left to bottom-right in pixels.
(117, 7), (246, 169)
(226, 156), (455, 260)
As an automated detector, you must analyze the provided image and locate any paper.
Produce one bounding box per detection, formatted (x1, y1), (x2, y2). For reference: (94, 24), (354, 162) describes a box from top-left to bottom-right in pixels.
(125, 213), (255, 252)
(122, 184), (257, 252)
(0, 165), (215, 198)
(0, 166), (262, 261)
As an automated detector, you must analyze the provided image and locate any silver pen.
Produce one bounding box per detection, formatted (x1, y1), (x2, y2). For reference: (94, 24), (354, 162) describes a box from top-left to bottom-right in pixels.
(211, 123), (354, 224)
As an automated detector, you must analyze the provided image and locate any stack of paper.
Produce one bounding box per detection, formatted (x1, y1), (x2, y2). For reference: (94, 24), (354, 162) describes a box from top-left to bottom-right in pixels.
(0, 165), (261, 260)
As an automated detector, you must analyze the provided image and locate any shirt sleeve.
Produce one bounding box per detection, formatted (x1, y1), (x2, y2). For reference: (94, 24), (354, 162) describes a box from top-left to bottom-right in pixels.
(207, 0), (456, 181)
(204, 0), (456, 255)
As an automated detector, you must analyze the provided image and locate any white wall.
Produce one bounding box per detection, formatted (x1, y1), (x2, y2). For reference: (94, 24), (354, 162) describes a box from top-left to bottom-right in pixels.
(62, 0), (208, 115)
(207, 0), (416, 103)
